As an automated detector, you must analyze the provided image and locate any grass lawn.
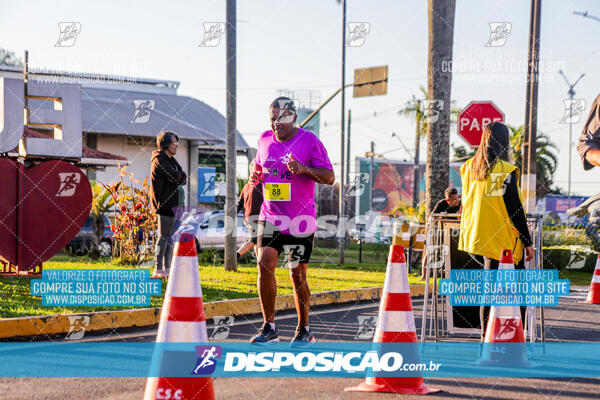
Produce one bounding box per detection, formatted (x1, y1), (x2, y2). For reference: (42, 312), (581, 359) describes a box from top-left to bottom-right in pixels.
(0, 254), (426, 318)
(1, 254), (592, 318)
(311, 242), (392, 264)
(556, 269), (594, 286)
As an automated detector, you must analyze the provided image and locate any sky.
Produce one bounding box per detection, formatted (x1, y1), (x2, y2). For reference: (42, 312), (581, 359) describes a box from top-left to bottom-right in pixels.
(1, 0), (600, 195)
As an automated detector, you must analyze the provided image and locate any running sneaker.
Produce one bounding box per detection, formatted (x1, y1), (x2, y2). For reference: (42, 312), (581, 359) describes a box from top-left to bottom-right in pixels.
(151, 269), (168, 280)
(290, 327), (316, 346)
(250, 322), (279, 343)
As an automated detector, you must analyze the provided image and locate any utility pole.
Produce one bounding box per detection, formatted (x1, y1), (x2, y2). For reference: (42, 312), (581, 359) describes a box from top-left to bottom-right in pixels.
(338, 0), (346, 265)
(369, 141), (375, 211)
(224, 0), (237, 271)
(558, 69), (585, 199)
(346, 109), (351, 187)
(522, 0), (541, 214)
(413, 100), (421, 209)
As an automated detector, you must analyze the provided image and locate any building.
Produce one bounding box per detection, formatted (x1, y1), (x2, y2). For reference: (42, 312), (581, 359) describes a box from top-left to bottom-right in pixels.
(0, 66), (251, 210)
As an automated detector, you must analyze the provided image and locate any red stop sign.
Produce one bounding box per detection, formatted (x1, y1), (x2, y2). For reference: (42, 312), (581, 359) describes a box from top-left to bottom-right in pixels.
(457, 101), (504, 147)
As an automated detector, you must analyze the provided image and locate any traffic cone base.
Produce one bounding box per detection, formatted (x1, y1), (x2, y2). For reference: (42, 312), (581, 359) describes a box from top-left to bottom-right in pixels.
(143, 233), (215, 400)
(345, 381), (439, 394)
(345, 244), (440, 395)
(581, 258), (600, 304)
(477, 249), (532, 368)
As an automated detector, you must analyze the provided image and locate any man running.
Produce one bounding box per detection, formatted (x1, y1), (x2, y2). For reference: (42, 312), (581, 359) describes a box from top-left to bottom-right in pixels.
(237, 161), (263, 260)
(250, 97), (334, 344)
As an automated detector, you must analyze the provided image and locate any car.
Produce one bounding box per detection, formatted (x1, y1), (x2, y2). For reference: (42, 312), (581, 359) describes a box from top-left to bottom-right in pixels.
(348, 212), (393, 244)
(176, 210), (249, 251)
(66, 215), (114, 257)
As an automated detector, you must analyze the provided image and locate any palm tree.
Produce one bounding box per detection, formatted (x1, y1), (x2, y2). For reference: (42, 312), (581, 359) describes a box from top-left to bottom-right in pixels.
(398, 86), (461, 139)
(399, 86), (460, 207)
(508, 125), (559, 198)
(426, 0), (456, 216)
(398, 86), (430, 138)
(450, 144), (475, 162)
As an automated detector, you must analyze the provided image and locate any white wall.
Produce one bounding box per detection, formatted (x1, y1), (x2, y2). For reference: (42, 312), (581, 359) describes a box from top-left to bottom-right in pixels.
(94, 135), (190, 205)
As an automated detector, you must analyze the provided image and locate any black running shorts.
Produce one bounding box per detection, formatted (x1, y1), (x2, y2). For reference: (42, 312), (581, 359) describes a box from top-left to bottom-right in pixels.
(257, 220), (314, 264)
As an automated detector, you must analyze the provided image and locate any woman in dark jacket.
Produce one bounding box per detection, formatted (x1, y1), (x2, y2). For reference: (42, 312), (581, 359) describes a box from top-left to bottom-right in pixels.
(150, 131), (187, 278)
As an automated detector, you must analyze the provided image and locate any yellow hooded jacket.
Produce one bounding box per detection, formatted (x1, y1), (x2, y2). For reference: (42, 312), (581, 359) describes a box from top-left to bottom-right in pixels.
(458, 158), (524, 263)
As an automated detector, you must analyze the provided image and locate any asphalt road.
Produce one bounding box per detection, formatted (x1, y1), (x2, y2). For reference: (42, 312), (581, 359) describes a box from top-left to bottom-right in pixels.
(2, 292), (600, 400)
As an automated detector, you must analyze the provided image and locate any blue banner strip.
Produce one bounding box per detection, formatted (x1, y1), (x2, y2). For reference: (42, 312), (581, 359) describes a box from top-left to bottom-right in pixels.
(2, 342), (600, 378)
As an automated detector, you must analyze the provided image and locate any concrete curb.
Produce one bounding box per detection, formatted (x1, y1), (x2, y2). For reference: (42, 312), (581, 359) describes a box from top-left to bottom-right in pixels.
(0, 284), (428, 339)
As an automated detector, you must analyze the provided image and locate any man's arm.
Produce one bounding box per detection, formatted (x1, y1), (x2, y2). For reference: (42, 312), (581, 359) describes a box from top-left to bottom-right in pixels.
(431, 199), (446, 214)
(502, 170), (534, 261)
(585, 148), (600, 168)
(301, 167), (335, 185)
(577, 94), (600, 170)
(286, 154), (334, 185)
(171, 157), (187, 185)
(153, 156), (180, 184)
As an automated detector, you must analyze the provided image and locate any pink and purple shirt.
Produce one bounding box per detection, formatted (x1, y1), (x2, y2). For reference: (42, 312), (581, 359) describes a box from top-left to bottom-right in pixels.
(255, 128), (333, 235)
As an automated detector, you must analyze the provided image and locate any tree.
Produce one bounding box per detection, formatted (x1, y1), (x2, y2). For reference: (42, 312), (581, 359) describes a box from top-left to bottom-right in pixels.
(450, 144), (475, 162)
(508, 124), (559, 198)
(0, 48), (23, 67)
(426, 0), (456, 216)
(89, 181), (114, 259)
(399, 85), (460, 207)
(398, 85), (460, 139)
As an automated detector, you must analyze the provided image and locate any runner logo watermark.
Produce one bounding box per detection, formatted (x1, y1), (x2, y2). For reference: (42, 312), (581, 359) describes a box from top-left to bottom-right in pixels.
(485, 22), (512, 47)
(283, 244), (305, 269)
(55, 22), (81, 47)
(495, 318), (519, 341)
(347, 173), (370, 197)
(210, 316), (234, 339)
(560, 99), (586, 124)
(486, 172), (510, 197)
(199, 172), (226, 197)
(56, 173), (81, 197)
(199, 23), (225, 47)
(355, 314), (378, 340)
(130, 100), (155, 123)
(192, 345), (222, 375)
(422, 100), (444, 123)
(425, 244), (450, 270)
(65, 316), (90, 340)
(346, 23), (370, 47)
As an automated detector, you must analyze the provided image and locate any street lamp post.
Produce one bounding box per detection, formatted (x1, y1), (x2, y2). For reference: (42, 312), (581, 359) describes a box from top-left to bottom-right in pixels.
(338, 0), (347, 265)
(558, 69), (585, 199)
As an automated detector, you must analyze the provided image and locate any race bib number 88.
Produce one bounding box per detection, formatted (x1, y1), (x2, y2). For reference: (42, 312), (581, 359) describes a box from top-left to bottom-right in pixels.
(264, 183), (291, 201)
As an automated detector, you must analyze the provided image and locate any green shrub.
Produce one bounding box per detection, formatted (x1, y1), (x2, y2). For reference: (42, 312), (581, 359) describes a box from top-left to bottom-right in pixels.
(542, 246), (597, 272)
(198, 248), (223, 265)
(543, 229), (592, 247)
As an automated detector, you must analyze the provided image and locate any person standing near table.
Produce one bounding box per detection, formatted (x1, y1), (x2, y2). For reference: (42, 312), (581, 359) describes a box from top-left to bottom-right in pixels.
(432, 186), (461, 215)
(458, 122), (534, 338)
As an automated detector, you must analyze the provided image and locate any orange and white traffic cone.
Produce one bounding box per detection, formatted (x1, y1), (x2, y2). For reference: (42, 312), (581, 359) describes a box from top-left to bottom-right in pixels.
(143, 233), (215, 400)
(582, 254), (600, 304)
(479, 249), (530, 366)
(346, 244), (439, 395)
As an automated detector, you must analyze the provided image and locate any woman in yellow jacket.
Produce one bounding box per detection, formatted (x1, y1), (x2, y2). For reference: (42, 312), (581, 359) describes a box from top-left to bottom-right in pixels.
(458, 122), (534, 337)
